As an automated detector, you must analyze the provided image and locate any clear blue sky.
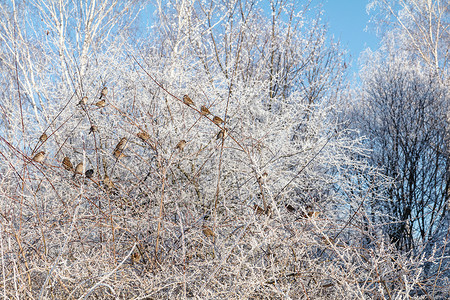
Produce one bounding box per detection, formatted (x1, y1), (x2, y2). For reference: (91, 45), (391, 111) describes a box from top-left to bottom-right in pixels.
(322, 0), (380, 74)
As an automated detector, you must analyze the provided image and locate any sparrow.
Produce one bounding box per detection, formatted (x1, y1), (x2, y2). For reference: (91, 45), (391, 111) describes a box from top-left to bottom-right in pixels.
(89, 125), (98, 134)
(39, 133), (48, 142)
(32, 151), (45, 162)
(216, 128), (228, 140)
(258, 171), (268, 183)
(307, 211), (320, 218)
(113, 149), (127, 159)
(62, 156), (73, 171)
(94, 99), (106, 108)
(285, 204), (296, 213)
(85, 169), (94, 178)
(213, 116), (224, 125)
(183, 95), (195, 107)
(74, 162), (84, 175)
(253, 204), (265, 215)
(114, 137), (127, 151)
(137, 131), (150, 141)
(103, 175), (114, 189)
(99, 86), (108, 99)
(200, 105), (211, 116)
(175, 140), (187, 151)
(131, 252), (140, 265)
(78, 96), (88, 106)
(202, 225), (215, 237)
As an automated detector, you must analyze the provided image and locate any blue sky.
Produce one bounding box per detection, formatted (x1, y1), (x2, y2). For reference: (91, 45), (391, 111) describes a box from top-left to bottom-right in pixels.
(322, 0), (380, 74)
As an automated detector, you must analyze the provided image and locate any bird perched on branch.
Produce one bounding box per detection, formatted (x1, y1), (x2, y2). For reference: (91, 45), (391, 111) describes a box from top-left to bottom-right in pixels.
(103, 174), (114, 190)
(32, 151), (45, 162)
(94, 99), (106, 108)
(216, 128), (228, 140)
(213, 116), (224, 125)
(62, 156), (73, 171)
(114, 137), (127, 152)
(99, 87), (108, 99)
(74, 162), (84, 176)
(175, 140), (187, 151)
(39, 133), (48, 142)
(89, 125), (98, 134)
(200, 105), (211, 116)
(183, 95), (195, 107)
(113, 149), (127, 159)
(78, 96), (88, 106)
(85, 169), (94, 178)
(202, 225), (215, 237)
(137, 131), (150, 141)
(253, 204), (265, 215)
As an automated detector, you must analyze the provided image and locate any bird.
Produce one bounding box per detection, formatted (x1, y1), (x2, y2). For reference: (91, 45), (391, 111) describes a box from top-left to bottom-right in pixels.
(285, 204), (296, 213)
(202, 225), (215, 237)
(78, 96), (88, 106)
(175, 140), (187, 151)
(216, 128), (228, 140)
(137, 131), (150, 141)
(99, 86), (108, 99)
(258, 171), (268, 183)
(253, 204), (265, 215)
(62, 157), (73, 171)
(213, 116), (224, 125)
(32, 151), (45, 162)
(94, 99), (106, 108)
(85, 169), (94, 178)
(113, 149), (127, 159)
(74, 162), (84, 175)
(89, 125), (98, 134)
(307, 211), (320, 218)
(200, 105), (211, 116)
(103, 175), (114, 189)
(39, 133), (48, 142)
(131, 252), (140, 265)
(183, 95), (195, 107)
(114, 137), (127, 152)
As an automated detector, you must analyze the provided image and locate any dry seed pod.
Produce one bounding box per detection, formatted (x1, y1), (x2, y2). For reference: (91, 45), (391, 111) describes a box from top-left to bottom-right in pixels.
(62, 157), (73, 171)
(183, 95), (195, 106)
(32, 151), (45, 162)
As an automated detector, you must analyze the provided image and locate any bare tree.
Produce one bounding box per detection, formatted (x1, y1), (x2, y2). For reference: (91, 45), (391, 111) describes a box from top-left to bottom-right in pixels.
(368, 0), (449, 81)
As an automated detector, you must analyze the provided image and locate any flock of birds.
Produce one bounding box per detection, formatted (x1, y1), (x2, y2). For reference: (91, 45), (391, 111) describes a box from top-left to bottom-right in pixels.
(30, 87), (229, 183)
